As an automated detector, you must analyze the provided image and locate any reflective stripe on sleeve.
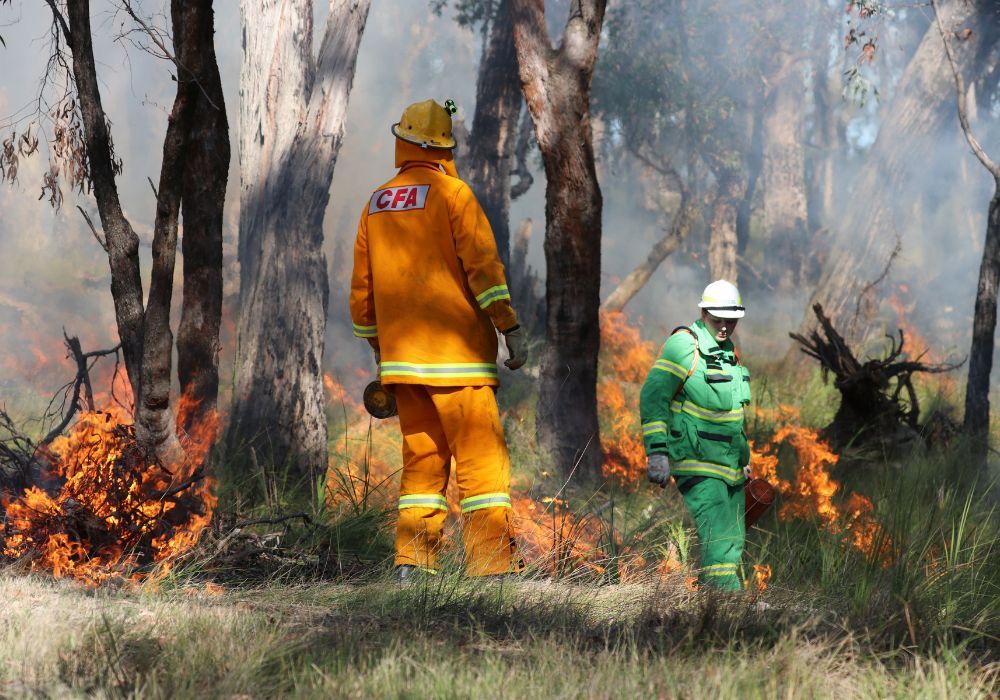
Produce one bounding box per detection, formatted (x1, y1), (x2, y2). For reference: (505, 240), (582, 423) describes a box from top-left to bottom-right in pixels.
(652, 358), (689, 380)
(398, 493), (449, 511)
(642, 421), (668, 437)
(475, 285), (512, 309)
(380, 362), (498, 381)
(353, 323), (378, 338)
(459, 492), (512, 513)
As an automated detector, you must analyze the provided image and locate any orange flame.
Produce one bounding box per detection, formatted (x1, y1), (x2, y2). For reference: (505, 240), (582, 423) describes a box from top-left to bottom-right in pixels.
(598, 311), (656, 486)
(2, 395), (217, 586)
(752, 563), (772, 592)
(752, 407), (892, 565)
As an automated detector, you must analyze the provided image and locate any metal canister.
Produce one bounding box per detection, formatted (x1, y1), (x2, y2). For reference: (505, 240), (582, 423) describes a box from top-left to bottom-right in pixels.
(363, 380), (397, 419)
(744, 477), (775, 529)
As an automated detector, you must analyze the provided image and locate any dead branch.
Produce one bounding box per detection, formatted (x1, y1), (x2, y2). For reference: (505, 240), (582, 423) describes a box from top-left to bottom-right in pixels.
(930, 0), (1000, 180)
(38, 335), (120, 448)
(77, 205), (107, 251)
(790, 303), (963, 449)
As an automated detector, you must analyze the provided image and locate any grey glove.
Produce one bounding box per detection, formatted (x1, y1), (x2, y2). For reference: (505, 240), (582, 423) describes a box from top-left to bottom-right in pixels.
(503, 326), (527, 370)
(647, 453), (671, 488)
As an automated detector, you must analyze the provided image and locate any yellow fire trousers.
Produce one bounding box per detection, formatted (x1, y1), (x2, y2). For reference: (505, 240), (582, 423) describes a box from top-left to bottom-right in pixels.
(393, 384), (522, 576)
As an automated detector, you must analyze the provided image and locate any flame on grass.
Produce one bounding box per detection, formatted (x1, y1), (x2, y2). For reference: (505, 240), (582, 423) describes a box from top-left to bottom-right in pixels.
(2, 393), (217, 585)
(751, 564), (772, 592)
(752, 406), (893, 565)
(598, 311), (655, 486)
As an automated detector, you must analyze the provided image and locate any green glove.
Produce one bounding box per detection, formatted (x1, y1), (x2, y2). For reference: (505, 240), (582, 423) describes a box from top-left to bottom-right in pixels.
(503, 326), (527, 370)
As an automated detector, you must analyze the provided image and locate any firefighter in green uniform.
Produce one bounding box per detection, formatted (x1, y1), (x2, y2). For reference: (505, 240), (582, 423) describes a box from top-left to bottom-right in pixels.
(640, 280), (752, 591)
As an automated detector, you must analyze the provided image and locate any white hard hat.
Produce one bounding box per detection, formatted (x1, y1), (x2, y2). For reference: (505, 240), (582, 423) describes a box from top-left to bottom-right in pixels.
(698, 279), (745, 318)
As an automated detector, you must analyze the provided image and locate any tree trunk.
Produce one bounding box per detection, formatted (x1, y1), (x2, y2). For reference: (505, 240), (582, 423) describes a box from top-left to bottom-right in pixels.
(64, 0), (145, 396)
(464, 0), (522, 268)
(177, 1), (230, 435)
(964, 185), (1000, 462)
(798, 0), (994, 344)
(808, 37), (838, 235)
(512, 0), (607, 481)
(232, 0), (371, 482)
(762, 64), (808, 290)
(708, 169), (745, 283)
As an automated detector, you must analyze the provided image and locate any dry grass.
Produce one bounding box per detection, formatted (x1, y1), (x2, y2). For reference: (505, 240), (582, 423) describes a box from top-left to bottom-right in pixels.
(0, 572), (996, 699)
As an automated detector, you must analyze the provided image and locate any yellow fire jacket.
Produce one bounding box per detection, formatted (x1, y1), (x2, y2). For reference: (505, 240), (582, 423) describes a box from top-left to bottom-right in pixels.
(350, 146), (518, 387)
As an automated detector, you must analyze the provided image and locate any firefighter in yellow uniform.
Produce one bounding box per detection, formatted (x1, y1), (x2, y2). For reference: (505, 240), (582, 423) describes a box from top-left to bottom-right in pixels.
(350, 99), (527, 579)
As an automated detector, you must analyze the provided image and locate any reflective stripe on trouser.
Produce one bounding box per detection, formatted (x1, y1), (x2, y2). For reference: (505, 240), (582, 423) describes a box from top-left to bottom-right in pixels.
(680, 476), (745, 591)
(393, 384), (522, 576)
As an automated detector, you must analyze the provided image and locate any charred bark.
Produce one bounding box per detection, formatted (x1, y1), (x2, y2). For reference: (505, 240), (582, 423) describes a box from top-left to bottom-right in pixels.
(790, 304), (961, 453)
(177, 1), (230, 434)
(930, 0), (1000, 464)
(511, 0), (607, 481)
(965, 188), (1000, 461)
(64, 0), (145, 396)
(465, 0), (522, 268)
(232, 0), (371, 483)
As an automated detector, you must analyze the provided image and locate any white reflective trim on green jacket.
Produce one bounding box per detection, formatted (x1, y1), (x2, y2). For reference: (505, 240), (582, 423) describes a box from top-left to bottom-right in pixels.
(475, 285), (511, 309)
(398, 493), (449, 511)
(460, 492), (512, 513)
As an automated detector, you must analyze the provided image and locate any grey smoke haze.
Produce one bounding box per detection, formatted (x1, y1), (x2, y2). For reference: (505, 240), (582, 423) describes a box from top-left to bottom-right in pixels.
(0, 0), (997, 415)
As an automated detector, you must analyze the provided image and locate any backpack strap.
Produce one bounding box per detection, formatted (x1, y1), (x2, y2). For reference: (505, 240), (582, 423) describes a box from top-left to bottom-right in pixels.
(669, 326), (700, 401)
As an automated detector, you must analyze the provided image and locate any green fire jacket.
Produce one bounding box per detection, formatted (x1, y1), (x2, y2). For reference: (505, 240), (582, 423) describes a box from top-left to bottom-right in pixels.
(639, 319), (751, 486)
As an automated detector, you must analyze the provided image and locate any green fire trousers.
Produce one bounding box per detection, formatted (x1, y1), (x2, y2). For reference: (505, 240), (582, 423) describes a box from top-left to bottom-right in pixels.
(679, 476), (745, 591)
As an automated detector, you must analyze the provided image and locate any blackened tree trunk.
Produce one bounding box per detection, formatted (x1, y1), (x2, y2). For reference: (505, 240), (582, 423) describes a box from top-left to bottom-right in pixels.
(232, 0), (371, 482)
(465, 0), (522, 269)
(64, 0), (227, 463)
(930, 0), (1000, 465)
(511, 0), (607, 481)
(965, 189), (1000, 461)
(177, 2), (230, 434)
(64, 0), (146, 396)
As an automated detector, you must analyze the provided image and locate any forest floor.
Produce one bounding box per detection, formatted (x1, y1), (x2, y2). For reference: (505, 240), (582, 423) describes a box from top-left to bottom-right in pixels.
(1, 570), (997, 699)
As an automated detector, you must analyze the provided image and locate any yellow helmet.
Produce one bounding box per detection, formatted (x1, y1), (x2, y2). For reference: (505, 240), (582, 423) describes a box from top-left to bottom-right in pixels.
(391, 99), (457, 150)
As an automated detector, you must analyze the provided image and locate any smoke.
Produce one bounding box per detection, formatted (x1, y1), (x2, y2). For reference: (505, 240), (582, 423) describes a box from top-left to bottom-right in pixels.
(1, 0), (999, 416)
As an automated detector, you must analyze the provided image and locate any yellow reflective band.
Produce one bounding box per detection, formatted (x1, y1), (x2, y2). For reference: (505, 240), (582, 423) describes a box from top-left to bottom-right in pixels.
(353, 323), (378, 338)
(680, 401), (744, 423)
(475, 285), (511, 309)
(653, 359), (688, 380)
(398, 494), (448, 511)
(460, 492), (512, 513)
(673, 460), (743, 481)
(380, 362), (499, 380)
(704, 564), (738, 577)
(642, 421), (668, 436)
